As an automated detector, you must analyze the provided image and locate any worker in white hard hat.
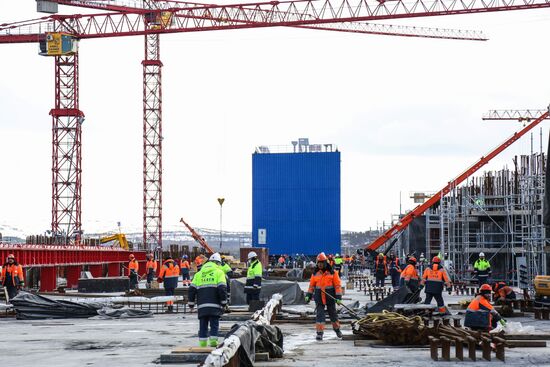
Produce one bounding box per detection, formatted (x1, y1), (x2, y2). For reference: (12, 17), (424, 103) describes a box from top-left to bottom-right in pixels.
(473, 252), (491, 286)
(244, 251), (263, 305)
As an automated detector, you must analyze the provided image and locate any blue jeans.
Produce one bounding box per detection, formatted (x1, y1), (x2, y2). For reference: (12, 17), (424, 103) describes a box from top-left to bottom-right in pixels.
(199, 316), (220, 340)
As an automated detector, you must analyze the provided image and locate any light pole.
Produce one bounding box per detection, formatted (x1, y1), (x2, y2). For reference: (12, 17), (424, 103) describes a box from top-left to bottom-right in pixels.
(218, 198), (225, 249)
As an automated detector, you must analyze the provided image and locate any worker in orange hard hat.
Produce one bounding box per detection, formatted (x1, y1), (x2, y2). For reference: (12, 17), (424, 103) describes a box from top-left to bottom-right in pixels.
(158, 255), (180, 312)
(400, 256), (419, 292)
(1, 254), (25, 300)
(493, 282), (516, 304)
(128, 254), (139, 290)
(465, 284), (504, 331)
(420, 256), (451, 314)
(305, 252), (343, 341)
(145, 253), (157, 289)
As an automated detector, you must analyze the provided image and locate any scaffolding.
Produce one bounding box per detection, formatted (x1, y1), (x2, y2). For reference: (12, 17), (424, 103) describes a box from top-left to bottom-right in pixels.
(424, 146), (547, 288)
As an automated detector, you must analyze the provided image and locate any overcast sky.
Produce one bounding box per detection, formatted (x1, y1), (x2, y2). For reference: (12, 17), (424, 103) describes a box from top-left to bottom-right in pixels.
(1, 2), (550, 237)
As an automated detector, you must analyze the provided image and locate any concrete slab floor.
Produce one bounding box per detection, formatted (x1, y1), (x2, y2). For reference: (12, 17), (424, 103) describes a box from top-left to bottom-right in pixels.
(1, 284), (550, 366)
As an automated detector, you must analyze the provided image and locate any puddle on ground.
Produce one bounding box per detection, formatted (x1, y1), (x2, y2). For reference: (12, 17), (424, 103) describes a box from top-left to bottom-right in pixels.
(65, 340), (148, 351)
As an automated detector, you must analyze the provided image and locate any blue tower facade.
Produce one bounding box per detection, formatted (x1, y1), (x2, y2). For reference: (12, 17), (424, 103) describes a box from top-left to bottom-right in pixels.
(252, 146), (340, 256)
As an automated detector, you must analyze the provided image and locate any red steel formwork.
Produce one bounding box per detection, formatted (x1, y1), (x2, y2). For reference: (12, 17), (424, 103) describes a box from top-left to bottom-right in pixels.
(0, 243), (147, 291)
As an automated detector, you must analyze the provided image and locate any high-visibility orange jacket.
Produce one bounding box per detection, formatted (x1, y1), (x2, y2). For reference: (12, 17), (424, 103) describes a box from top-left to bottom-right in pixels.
(1, 263), (24, 287)
(195, 257), (204, 267)
(128, 259), (139, 276)
(159, 259), (180, 289)
(388, 257), (401, 273)
(421, 264), (450, 294)
(180, 260), (190, 269)
(278, 256), (285, 264)
(465, 295), (501, 330)
(306, 269), (342, 305)
(400, 264), (419, 282)
(375, 256), (387, 276)
(496, 286), (515, 300)
(146, 260), (157, 274)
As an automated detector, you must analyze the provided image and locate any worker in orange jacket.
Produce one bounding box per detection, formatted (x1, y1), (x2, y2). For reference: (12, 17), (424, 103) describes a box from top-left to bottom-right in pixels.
(128, 254), (139, 290)
(195, 255), (204, 271)
(158, 255), (180, 312)
(465, 284), (504, 331)
(420, 256), (451, 314)
(180, 255), (191, 286)
(493, 282), (516, 303)
(387, 251), (401, 289)
(305, 252), (343, 341)
(145, 253), (157, 289)
(374, 253), (388, 287)
(400, 256), (419, 292)
(1, 254), (24, 300)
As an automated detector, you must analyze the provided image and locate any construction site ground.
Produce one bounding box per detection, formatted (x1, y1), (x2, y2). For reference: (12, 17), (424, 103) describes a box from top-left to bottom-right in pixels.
(1, 282), (550, 366)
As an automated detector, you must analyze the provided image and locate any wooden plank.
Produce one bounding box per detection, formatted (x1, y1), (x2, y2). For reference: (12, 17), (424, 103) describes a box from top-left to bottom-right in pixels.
(354, 339), (385, 347)
(503, 334), (550, 340)
(506, 340), (547, 348)
(171, 346), (214, 353)
(160, 353), (209, 364)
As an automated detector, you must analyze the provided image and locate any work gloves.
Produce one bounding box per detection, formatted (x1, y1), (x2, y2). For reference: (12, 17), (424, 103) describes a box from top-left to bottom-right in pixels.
(499, 319), (507, 326)
(157, 277), (164, 283)
(336, 299), (342, 305)
(188, 302), (195, 311)
(304, 296), (310, 304)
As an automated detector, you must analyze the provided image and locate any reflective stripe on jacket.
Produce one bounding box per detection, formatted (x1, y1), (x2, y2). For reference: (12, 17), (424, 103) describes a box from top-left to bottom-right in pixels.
(159, 259), (180, 289)
(306, 269), (342, 305)
(188, 262), (227, 318)
(1, 263), (24, 287)
(244, 260), (263, 294)
(421, 264), (450, 294)
(474, 259), (491, 275)
(375, 256), (388, 276)
(128, 260), (139, 276)
(388, 257), (401, 273)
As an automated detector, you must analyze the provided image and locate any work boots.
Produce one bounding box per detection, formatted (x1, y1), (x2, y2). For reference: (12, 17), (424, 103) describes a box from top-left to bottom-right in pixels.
(316, 332), (323, 341)
(334, 329), (343, 338)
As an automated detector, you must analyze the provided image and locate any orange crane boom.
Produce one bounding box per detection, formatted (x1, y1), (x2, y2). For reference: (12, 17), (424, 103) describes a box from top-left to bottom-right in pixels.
(366, 109), (550, 252)
(180, 218), (215, 255)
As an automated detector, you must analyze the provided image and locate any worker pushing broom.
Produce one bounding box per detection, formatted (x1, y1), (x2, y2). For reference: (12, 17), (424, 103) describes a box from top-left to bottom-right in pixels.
(305, 252), (343, 341)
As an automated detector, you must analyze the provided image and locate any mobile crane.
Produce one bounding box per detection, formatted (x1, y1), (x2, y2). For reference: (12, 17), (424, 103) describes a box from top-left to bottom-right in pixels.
(180, 218), (215, 256)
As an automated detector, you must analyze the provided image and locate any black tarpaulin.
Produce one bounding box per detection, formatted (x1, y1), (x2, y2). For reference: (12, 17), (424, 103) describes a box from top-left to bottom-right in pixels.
(366, 287), (412, 314)
(11, 292), (103, 320)
(230, 279), (305, 305)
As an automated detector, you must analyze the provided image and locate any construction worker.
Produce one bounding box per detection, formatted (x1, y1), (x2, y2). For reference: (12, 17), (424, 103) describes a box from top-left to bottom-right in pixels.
(387, 251), (401, 289)
(374, 253), (387, 287)
(400, 256), (419, 292)
(465, 284), (504, 331)
(220, 255), (233, 303)
(180, 255), (191, 286)
(333, 253), (343, 275)
(473, 252), (491, 286)
(188, 253), (227, 347)
(158, 255), (180, 313)
(244, 251), (263, 305)
(194, 255), (204, 271)
(420, 256), (452, 314)
(493, 282), (516, 303)
(305, 252), (343, 341)
(278, 255), (286, 268)
(145, 253), (157, 289)
(328, 254), (335, 268)
(128, 254), (139, 290)
(1, 254), (24, 300)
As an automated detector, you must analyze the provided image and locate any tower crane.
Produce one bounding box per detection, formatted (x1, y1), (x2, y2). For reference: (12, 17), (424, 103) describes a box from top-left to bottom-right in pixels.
(1, 0), (549, 248)
(366, 108), (550, 253)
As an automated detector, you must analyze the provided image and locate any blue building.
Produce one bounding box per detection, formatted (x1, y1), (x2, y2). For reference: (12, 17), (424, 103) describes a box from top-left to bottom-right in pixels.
(252, 139), (341, 256)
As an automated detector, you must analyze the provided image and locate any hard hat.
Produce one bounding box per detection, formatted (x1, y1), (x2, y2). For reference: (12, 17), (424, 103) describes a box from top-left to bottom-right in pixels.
(408, 256), (417, 264)
(378, 253), (384, 258)
(336, 253), (340, 257)
(129, 254), (135, 259)
(432, 256), (441, 263)
(479, 252), (485, 257)
(7, 254), (15, 259)
(247, 251), (258, 260)
(316, 252), (328, 262)
(182, 255), (188, 259)
(480, 284), (492, 293)
(209, 253), (222, 263)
